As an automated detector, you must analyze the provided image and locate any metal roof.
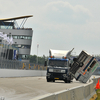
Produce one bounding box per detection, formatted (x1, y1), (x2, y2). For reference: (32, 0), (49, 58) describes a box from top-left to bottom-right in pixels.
(0, 15), (33, 21)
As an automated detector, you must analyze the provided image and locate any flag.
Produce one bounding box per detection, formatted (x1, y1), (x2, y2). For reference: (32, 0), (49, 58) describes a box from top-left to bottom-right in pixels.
(0, 32), (3, 38)
(2, 34), (7, 48)
(10, 35), (13, 45)
(3, 34), (7, 41)
(7, 37), (10, 44)
(14, 50), (17, 60)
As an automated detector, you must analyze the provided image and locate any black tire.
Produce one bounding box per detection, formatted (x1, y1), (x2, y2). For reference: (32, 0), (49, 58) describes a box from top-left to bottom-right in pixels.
(64, 80), (67, 83)
(79, 62), (83, 67)
(73, 58), (77, 62)
(47, 78), (50, 82)
(67, 80), (71, 83)
(53, 80), (55, 82)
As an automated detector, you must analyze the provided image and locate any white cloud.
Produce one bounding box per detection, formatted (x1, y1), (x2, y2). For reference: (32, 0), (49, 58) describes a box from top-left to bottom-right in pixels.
(41, 1), (92, 24)
(0, 0), (99, 56)
(30, 1), (98, 55)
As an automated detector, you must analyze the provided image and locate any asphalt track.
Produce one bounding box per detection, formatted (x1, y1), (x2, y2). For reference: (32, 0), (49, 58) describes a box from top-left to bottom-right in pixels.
(0, 77), (90, 100)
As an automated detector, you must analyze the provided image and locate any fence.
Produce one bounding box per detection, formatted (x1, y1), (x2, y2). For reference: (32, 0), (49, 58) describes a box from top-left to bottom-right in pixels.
(0, 58), (47, 70)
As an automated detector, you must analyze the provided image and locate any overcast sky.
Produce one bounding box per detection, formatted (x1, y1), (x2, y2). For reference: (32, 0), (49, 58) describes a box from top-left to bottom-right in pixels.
(0, 0), (100, 56)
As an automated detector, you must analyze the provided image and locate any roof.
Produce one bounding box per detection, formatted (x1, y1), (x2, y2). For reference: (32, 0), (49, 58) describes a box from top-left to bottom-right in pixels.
(49, 49), (69, 58)
(0, 15), (33, 21)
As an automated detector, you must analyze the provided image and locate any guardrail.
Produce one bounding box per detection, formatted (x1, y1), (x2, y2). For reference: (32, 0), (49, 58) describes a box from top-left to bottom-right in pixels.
(31, 77), (99, 100)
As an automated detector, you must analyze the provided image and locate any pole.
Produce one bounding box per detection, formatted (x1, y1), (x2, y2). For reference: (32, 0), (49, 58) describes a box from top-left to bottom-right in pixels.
(7, 33), (12, 60)
(4, 40), (8, 59)
(1, 39), (3, 59)
(2, 40), (5, 59)
(37, 45), (38, 65)
(0, 38), (3, 68)
(1, 39), (5, 68)
(37, 44), (39, 65)
(6, 42), (9, 60)
(0, 38), (2, 58)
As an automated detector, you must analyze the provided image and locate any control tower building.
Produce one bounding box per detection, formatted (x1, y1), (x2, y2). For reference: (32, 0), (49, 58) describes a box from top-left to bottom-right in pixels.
(0, 15), (33, 62)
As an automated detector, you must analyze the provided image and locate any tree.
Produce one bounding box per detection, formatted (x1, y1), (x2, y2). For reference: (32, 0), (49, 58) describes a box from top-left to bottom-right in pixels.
(29, 55), (37, 63)
(29, 55), (48, 65)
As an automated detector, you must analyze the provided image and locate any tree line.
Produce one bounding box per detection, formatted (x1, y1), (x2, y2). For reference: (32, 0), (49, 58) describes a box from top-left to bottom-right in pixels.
(29, 55), (48, 65)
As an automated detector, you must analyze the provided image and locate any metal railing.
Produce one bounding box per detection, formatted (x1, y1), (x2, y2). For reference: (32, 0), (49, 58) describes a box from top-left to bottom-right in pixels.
(0, 58), (47, 70)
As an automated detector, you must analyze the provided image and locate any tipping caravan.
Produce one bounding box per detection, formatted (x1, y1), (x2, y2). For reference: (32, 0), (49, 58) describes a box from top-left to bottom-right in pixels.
(70, 50), (99, 83)
(46, 48), (74, 83)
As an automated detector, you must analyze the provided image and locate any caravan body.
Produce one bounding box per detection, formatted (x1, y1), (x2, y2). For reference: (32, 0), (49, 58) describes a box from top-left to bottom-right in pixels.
(70, 51), (99, 83)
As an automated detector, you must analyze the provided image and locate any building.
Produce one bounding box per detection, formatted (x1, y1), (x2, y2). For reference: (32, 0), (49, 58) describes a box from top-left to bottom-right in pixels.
(0, 15), (33, 62)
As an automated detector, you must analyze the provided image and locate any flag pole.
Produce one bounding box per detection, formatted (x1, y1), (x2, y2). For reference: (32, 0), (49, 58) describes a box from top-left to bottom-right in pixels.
(1, 41), (4, 59)
(0, 32), (5, 59)
(3, 40), (5, 59)
(2, 33), (8, 60)
(0, 37), (2, 58)
(4, 40), (8, 59)
(7, 44), (10, 60)
(2, 38), (6, 60)
(7, 33), (12, 60)
(0, 32), (4, 68)
(0, 37), (3, 68)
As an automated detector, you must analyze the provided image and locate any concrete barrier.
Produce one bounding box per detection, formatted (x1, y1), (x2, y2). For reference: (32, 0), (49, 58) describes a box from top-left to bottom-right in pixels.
(55, 86), (85, 100)
(55, 90), (70, 100)
(33, 93), (55, 100)
(0, 69), (46, 77)
(93, 78), (98, 86)
(69, 86), (85, 100)
(31, 77), (100, 100)
(84, 80), (95, 100)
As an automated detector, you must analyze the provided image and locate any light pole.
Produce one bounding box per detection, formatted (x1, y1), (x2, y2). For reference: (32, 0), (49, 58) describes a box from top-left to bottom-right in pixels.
(14, 42), (17, 60)
(37, 44), (39, 65)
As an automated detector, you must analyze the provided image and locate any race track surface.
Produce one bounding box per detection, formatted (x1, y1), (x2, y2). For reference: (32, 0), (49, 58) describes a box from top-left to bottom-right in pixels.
(0, 77), (87, 100)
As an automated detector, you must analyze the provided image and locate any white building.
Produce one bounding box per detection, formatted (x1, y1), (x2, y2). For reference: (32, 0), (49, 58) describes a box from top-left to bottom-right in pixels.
(0, 15), (33, 62)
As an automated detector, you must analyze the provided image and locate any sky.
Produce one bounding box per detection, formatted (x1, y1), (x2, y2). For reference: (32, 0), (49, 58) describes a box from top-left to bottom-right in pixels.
(0, 0), (100, 56)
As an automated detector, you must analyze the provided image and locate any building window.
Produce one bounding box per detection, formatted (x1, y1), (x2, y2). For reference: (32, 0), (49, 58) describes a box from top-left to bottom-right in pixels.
(11, 35), (32, 40)
(12, 44), (30, 49)
(24, 36), (27, 39)
(17, 36), (20, 39)
(18, 54), (29, 59)
(19, 36), (23, 39)
(27, 36), (32, 39)
(13, 36), (17, 39)
(0, 25), (13, 29)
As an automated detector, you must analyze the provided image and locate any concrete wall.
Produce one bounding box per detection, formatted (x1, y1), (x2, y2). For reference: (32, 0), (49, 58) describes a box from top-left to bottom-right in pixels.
(14, 39), (32, 45)
(0, 69), (46, 77)
(32, 77), (99, 100)
(0, 29), (33, 36)
(19, 48), (30, 54)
